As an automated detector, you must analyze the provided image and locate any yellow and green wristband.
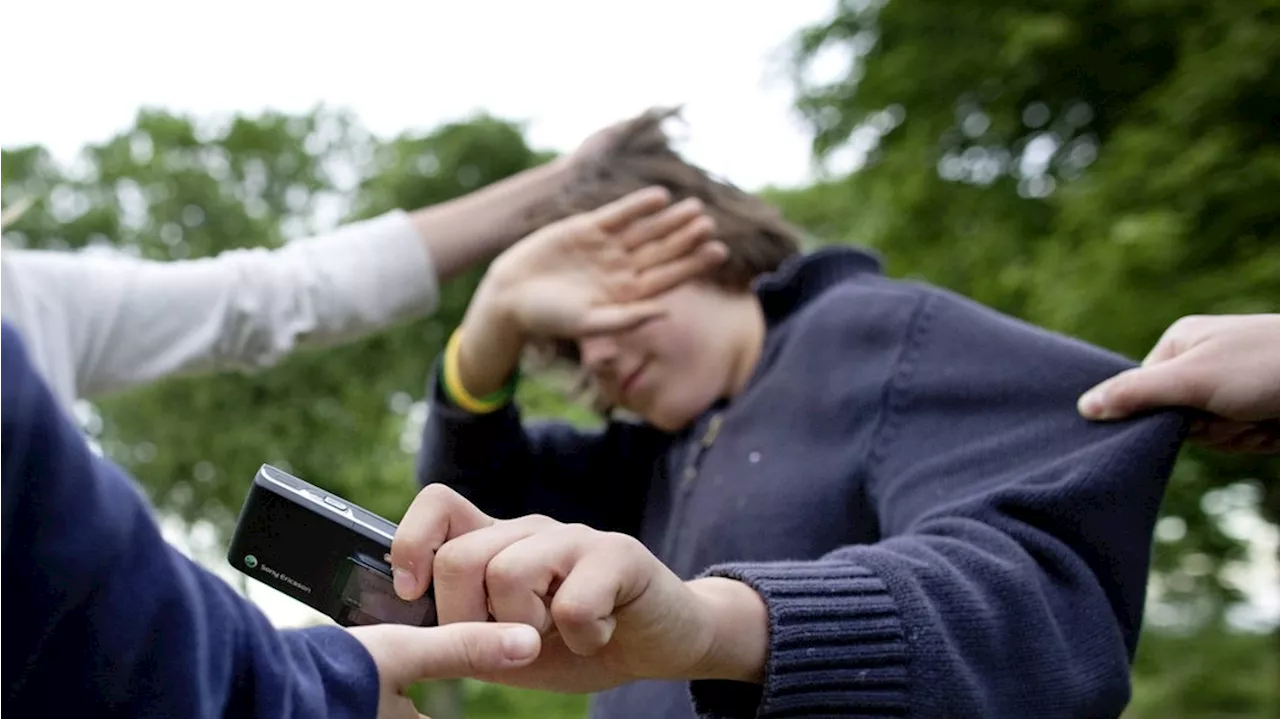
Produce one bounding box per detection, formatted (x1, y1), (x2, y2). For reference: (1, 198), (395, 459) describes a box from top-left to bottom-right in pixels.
(440, 328), (519, 414)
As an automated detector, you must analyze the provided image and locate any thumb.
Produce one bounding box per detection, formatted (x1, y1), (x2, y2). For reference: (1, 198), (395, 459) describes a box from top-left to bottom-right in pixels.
(578, 302), (667, 335)
(361, 622), (542, 688)
(1078, 357), (1204, 420)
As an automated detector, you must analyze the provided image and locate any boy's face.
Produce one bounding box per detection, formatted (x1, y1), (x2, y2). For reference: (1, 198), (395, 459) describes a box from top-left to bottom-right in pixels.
(576, 281), (750, 432)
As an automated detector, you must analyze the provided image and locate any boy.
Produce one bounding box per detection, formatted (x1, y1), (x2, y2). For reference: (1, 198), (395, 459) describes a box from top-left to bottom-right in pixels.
(392, 109), (1188, 719)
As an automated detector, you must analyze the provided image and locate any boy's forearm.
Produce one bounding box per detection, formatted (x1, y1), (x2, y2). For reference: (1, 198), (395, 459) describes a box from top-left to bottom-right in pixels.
(685, 577), (769, 684)
(450, 283), (530, 400)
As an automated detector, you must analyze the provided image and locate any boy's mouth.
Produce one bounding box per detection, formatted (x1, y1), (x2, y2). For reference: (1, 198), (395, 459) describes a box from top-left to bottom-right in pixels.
(620, 362), (649, 399)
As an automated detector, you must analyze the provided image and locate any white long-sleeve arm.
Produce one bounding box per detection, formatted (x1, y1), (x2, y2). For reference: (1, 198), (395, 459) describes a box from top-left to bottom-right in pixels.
(0, 210), (436, 409)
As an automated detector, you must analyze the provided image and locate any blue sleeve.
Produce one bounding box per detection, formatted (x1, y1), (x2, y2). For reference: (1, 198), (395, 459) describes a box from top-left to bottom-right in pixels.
(1, 322), (380, 719)
(416, 359), (669, 535)
(693, 287), (1188, 719)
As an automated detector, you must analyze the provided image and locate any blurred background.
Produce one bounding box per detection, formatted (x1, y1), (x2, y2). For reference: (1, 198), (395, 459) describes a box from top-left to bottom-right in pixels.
(2, 0), (1276, 717)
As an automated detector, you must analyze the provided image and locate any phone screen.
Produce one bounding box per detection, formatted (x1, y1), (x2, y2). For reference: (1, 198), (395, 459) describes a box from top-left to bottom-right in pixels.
(337, 554), (437, 627)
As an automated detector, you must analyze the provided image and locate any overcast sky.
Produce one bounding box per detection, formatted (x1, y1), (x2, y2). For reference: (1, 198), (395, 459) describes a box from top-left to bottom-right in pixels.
(2, 0), (839, 191)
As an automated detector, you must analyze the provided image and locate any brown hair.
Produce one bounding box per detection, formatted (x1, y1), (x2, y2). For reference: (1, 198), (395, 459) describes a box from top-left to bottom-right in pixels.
(521, 108), (805, 408)
(527, 106), (804, 290)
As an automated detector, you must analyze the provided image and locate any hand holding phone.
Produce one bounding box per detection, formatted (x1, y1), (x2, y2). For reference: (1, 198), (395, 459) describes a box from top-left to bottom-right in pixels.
(228, 464), (437, 627)
(387, 483), (764, 694)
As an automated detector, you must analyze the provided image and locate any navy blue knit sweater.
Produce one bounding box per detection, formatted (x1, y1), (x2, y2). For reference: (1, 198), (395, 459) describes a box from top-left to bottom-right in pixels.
(418, 247), (1188, 719)
(1, 322), (380, 718)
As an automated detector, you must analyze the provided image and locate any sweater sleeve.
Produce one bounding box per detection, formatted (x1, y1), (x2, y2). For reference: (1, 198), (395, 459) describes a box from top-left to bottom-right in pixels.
(1, 322), (380, 718)
(692, 288), (1188, 719)
(0, 210), (435, 401)
(416, 360), (668, 534)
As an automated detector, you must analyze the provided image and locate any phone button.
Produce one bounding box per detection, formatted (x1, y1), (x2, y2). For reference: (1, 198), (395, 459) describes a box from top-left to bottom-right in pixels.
(323, 496), (349, 511)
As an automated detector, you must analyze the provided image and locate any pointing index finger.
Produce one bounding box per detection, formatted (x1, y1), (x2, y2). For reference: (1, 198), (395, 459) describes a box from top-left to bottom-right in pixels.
(389, 484), (496, 601)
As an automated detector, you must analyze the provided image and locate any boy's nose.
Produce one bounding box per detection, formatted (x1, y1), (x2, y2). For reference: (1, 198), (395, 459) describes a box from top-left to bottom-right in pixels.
(578, 335), (620, 372)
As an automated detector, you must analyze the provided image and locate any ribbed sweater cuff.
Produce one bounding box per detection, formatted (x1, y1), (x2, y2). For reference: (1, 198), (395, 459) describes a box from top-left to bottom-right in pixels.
(690, 562), (910, 719)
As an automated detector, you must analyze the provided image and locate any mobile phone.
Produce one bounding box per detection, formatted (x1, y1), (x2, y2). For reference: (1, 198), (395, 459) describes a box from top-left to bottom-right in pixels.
(227, 464), (437, 628)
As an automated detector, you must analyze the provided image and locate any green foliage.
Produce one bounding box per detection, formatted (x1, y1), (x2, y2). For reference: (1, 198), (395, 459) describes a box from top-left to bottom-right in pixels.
(412, 681), (587, 719)
(1126, 624), (1280, 719)
(463, 682), (588, 719)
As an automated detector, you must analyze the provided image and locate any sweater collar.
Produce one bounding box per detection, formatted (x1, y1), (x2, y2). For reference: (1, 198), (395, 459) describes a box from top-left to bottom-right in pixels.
(708, 246), (885, 411)
(665, 246), (886, 437)
(753, 246), (884, 327)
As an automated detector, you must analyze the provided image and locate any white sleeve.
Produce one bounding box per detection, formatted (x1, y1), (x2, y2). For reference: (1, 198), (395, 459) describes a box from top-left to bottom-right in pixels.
(0, 210), (437, 401)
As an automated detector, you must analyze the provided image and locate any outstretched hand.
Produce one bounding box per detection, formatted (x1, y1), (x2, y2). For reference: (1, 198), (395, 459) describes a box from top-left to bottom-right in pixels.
(444, 184), (727, 406)
(476, 185), (727, 340)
